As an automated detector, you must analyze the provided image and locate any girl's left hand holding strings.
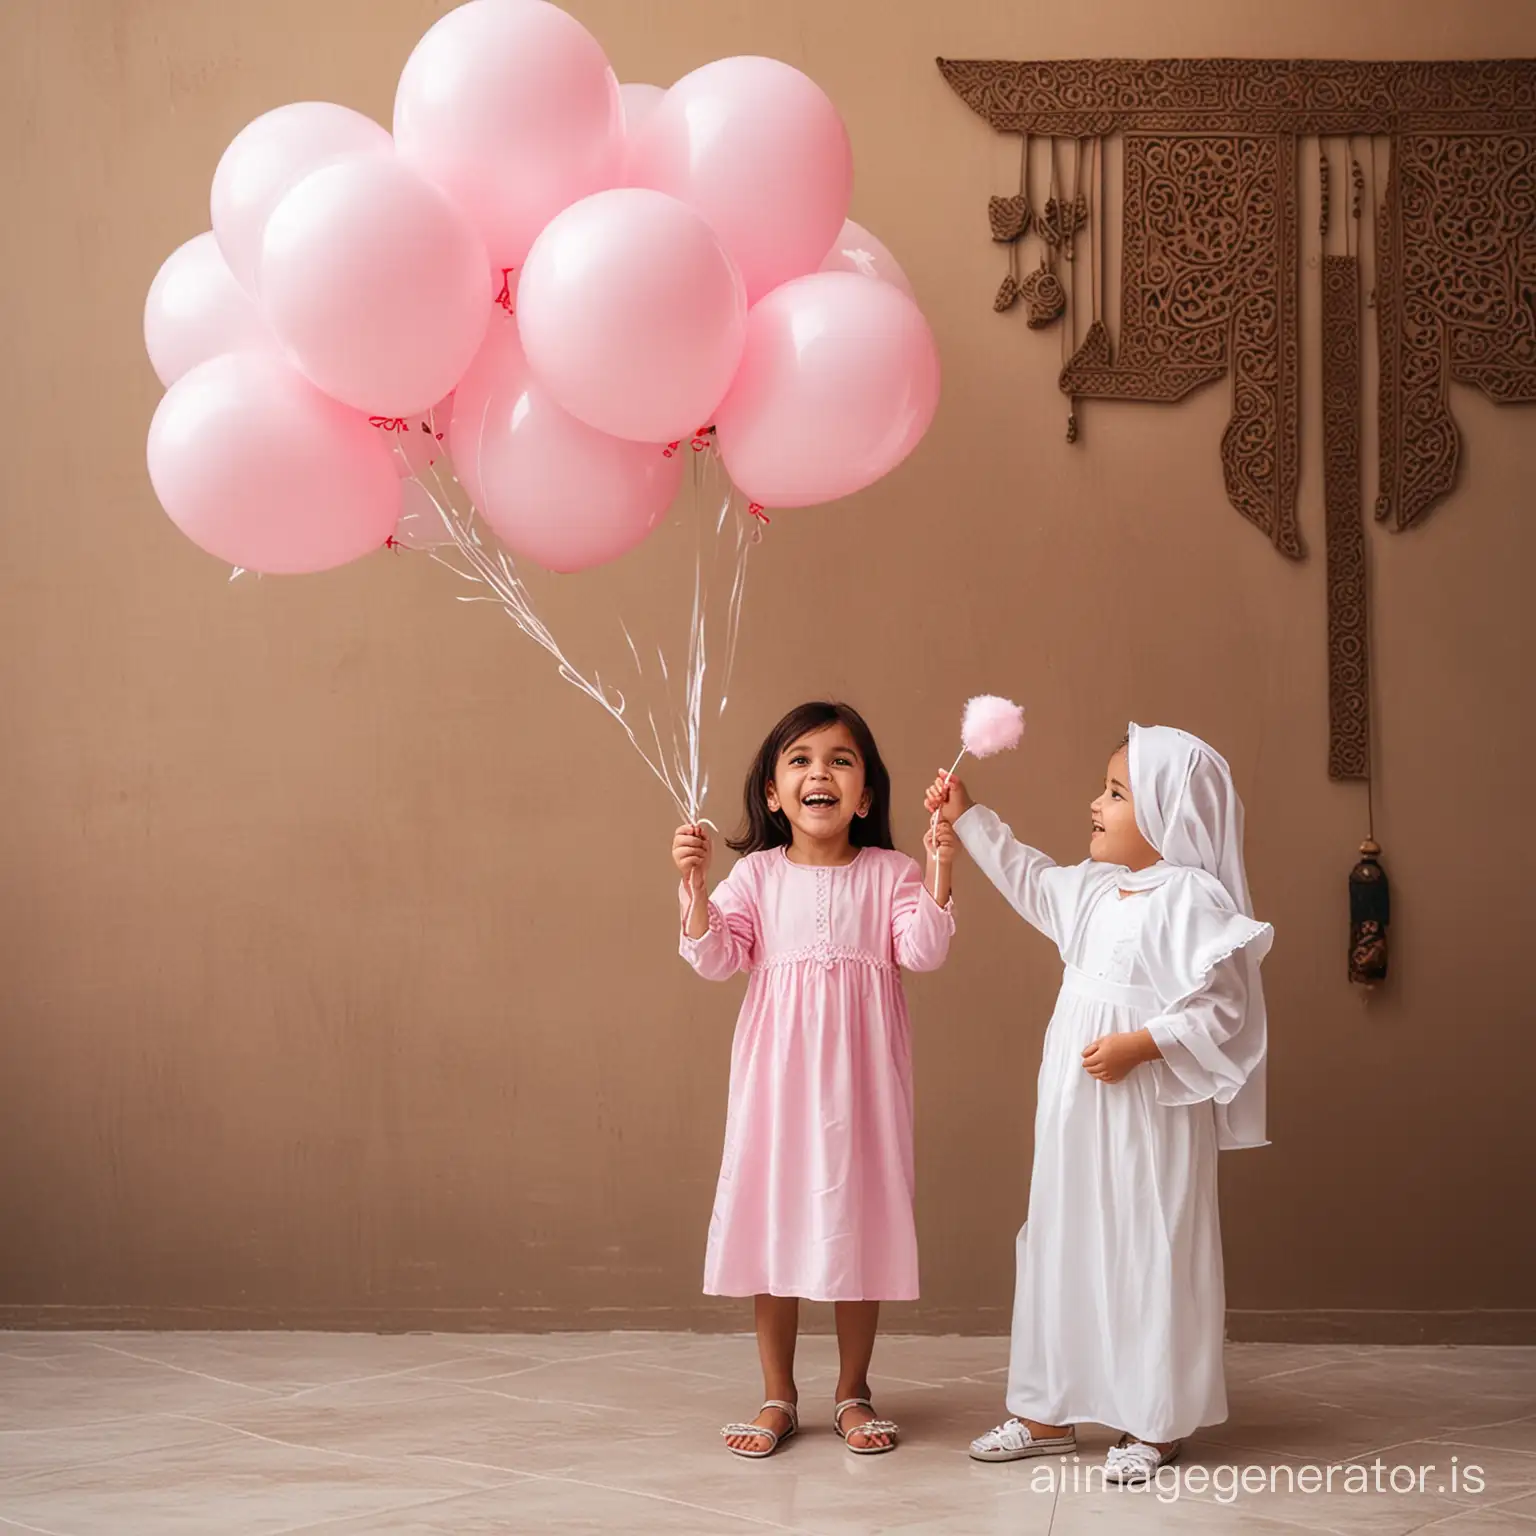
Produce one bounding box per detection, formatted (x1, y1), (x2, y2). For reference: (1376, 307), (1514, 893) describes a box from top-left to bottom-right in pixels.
(1081, 1029), (1161, 1083)
(673, 823), (714, 939)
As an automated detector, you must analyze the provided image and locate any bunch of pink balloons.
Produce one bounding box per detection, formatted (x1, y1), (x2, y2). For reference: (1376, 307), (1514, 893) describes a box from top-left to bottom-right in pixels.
(143, 0), (940, 576)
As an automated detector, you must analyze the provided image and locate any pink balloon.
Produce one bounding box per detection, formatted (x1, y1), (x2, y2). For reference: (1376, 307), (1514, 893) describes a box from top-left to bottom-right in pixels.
(448, 317), (518, 512)
(713, 272), (941, 508)
(143, 232), (275, 387)
(618, 82), (666, 187)
(374, 394), (455, 479)
(819, 218), (915, 299)
(628, 57), (852, 303)
(394, 0), (622, 274)
(147, 352), (401, 574)
(516, 188), (745, 443)
(619, 80), (665, 173)
(620, 82), (665, 135)
(447, 318), (681, 573)
(258, 153), (491, 418)
(211, 102), (393, 295)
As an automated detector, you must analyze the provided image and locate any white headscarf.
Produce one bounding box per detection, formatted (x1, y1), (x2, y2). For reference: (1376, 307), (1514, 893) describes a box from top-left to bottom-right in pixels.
(1127, 723), (1271, 1150)
(1128, 725), (1255, 917)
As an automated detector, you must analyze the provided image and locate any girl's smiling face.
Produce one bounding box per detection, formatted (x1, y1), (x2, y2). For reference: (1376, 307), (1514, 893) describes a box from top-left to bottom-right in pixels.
(766, 723), (871, 848)
(1089, 746), (1161, 869)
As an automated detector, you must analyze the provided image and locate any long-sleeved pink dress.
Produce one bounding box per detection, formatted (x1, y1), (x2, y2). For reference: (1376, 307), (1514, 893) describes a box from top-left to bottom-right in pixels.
(680, 846), (954, 1301)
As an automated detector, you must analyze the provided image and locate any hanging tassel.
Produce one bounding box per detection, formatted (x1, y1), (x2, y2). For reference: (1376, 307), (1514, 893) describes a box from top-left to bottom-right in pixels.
(1348, 838), (1390, 985)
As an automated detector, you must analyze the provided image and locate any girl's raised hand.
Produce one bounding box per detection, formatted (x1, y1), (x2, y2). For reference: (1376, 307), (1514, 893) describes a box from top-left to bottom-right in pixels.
(672, 823), (713, 895)
(924, 772), (973, 823)
(924, 817), (959, 866)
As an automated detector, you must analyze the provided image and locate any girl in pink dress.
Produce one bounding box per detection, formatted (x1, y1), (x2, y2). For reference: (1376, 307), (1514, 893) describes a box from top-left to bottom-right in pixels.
(672, 702), (956, 1459)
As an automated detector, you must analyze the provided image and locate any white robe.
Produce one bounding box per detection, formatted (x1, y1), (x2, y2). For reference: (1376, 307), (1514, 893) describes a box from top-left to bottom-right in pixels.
(957, 804), (1273, 1443)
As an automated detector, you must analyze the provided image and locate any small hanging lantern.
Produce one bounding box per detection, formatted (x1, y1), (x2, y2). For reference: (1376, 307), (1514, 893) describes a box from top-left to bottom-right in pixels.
(1348, 838), (1390, 986)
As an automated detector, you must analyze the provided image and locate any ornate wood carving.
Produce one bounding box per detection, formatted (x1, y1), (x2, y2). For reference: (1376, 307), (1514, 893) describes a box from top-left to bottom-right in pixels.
(1323, 255), (1369, 781)
(940, 57), (1536, 781)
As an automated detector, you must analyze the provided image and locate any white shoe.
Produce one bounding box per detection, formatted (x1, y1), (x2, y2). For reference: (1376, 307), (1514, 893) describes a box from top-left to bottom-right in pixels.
(1103, 1433), (1181, 1484)
(969, 1417), (1078, 1462)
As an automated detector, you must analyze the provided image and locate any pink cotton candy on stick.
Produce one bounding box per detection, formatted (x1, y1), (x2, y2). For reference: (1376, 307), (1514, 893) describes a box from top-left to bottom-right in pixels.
(931, 694), (1025, 896)
(960, 694), (1026, 758)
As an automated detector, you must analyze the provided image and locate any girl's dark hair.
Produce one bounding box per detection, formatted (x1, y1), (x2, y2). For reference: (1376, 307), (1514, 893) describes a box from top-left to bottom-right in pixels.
(727, 701), (894, 854)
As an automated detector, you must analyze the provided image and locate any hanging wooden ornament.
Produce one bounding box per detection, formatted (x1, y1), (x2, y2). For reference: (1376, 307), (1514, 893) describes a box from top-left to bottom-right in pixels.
(937, 54), (1536, 577)
(990, 135), (1032, 312)
(1322, 151), (1369, 782)
(989, 194), (1030, 241)
(1323, 137), (1389, 987)
(1348, 839), (1390, 985)
(1019, 258), (1066, 327)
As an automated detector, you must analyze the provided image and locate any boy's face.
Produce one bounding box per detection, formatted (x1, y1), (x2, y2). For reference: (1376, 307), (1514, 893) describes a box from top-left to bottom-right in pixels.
(1089, 747), (1160, 869)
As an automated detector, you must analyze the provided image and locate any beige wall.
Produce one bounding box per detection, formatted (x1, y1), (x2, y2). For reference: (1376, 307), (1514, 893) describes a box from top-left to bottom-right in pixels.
(2, 0), (1533, 1340)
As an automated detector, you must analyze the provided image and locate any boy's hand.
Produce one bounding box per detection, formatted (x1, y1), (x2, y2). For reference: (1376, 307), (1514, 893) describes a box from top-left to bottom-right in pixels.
(672, 823), (712, 897)
(924, 772), (973, 823)
(1082, 1031), (1159, 1083)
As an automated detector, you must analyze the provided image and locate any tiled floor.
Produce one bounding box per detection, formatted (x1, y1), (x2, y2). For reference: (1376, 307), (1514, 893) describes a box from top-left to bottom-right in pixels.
(0, 1332), (1532, 1534)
